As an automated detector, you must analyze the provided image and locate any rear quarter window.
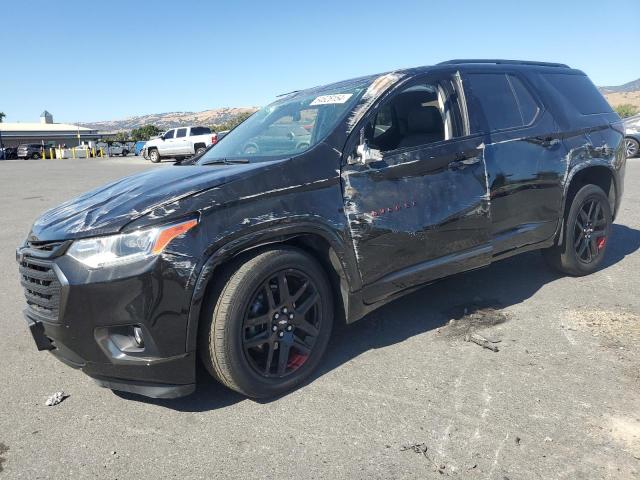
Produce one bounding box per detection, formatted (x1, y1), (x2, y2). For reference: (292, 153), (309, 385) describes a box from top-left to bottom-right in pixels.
(542, 73), (613, 115)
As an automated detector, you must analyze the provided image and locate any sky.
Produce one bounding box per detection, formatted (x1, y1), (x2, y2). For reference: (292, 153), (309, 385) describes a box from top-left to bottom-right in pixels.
(0, 0), (638, 124)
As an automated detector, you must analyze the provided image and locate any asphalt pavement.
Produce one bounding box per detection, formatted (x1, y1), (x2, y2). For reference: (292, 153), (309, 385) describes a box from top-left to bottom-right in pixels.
(0, 155), (638, 479)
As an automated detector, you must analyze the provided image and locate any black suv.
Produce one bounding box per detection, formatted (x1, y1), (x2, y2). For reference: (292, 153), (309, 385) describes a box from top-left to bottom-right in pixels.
(17, 60), (626, 399)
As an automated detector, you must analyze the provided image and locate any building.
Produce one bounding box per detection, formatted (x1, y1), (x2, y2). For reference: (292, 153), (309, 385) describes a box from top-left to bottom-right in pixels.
(0, 111), (100, 148)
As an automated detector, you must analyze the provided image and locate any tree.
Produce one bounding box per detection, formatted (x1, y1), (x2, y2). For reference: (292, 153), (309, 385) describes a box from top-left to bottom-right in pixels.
(112, 132), (129, 142)
(614, 104), (639, 118)
(131, 125), (161, 141)
(210, 111), (254, 133)
(0, 112), (5, 123)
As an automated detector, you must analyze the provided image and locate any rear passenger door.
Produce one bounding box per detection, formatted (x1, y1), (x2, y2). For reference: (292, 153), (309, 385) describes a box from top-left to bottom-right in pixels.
(461, 71), (565, 254)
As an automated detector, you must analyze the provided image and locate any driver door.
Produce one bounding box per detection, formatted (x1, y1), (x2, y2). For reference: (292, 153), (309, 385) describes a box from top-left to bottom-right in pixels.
(159, 129), (176, 154)
(341, 72), (491, 303)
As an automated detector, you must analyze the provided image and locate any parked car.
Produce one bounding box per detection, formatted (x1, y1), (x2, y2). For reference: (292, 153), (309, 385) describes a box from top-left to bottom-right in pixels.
(624, 114), (640, 158)
(0, 146), (18, 159)
(108, 142), (132, 156)
(17, 143), (46, 159)
(17, 60), (625, 400)
(143, 126), (218, 163)
(134, 141), (146, 156)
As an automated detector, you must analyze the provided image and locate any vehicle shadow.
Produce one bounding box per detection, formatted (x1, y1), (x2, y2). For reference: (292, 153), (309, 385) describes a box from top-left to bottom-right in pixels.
(118, 223), (639, 412)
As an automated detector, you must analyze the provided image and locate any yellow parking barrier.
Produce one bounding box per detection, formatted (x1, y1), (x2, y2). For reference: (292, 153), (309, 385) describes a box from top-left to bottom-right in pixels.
(100, 148), (104, 157)
(49, 147), (53, 159)
(72, 147), (76, 159)
(92, 147), (96, 157)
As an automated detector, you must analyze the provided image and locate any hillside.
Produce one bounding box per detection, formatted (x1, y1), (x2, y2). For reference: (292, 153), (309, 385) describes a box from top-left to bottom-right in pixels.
(80, 107), (258, 132)
(600, 78), (640, 94)
(600, 78), (640, 110)
(79, 77), (640, 132)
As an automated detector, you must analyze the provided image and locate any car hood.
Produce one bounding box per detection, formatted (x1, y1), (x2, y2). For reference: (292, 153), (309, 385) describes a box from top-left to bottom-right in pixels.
(29, 163), (267, 241)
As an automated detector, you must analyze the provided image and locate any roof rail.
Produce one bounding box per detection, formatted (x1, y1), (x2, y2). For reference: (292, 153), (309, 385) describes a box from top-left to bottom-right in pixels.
(438, 59), (570, 68)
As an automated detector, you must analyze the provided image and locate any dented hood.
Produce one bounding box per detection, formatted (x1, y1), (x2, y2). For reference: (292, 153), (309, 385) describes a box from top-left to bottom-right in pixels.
(29, 163), (264, 241)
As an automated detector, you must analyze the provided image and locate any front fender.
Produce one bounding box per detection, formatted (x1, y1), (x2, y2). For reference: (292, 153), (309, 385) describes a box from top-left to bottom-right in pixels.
(184, 219), (359, 353)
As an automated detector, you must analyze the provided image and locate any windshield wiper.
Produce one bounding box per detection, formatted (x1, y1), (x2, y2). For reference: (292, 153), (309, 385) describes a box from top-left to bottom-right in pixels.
(201, 158), (250, 165)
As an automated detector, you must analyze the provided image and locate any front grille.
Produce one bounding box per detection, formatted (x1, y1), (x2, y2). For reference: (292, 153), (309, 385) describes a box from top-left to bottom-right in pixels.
(27, 240), (65, 252)
(19, 256), (61, 322)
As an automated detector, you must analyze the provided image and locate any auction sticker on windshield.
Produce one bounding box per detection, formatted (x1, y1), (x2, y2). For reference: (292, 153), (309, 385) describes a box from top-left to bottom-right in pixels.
(310, 94), (353, 105)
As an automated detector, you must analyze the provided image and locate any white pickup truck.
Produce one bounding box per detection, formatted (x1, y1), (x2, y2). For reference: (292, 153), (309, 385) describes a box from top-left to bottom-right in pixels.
(144, 126), (218, 163)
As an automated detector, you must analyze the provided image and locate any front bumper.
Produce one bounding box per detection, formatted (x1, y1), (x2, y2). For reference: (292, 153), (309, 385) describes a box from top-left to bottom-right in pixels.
(17, 243), (198, 399)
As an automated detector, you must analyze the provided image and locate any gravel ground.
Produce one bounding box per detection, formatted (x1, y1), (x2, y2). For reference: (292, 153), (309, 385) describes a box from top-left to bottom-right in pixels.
(0, 156), (638, 479)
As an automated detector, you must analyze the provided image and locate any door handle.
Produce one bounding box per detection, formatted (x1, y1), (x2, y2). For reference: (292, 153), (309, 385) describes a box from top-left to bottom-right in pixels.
(536, 136), (560, 148)
(448, 156), (480, 170)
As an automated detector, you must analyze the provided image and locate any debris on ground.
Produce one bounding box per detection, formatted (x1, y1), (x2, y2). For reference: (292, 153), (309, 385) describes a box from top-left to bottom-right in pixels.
(465, 332), (500, 352)
(515, 436), (521, 446)
(442, 301), (510, 345)
(45, 391), (68, 406)
(0, 442), (8, 473)
(400, 443), (447, 474)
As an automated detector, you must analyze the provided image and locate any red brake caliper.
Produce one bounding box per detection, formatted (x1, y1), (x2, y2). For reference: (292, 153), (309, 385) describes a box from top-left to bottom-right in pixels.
(597, 237), (606, 251)
(287, 352), (308, 370)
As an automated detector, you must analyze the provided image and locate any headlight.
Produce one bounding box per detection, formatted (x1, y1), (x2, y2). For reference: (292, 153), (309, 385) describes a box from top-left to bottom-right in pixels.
(66, 218), (198, 269)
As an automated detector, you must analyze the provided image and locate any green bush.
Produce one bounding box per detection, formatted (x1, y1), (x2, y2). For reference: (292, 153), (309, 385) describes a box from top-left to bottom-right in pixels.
(614, 104), (639, 118)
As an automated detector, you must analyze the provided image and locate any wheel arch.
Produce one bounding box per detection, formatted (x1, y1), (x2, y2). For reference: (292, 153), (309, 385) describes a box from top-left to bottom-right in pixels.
(563, 163), (617, 219)
(185, 225), (357, 353)
(194, 142), (206, 151)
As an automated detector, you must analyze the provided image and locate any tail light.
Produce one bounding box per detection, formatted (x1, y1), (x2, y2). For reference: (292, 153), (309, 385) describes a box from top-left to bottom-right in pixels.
(211, 133), (218, 145)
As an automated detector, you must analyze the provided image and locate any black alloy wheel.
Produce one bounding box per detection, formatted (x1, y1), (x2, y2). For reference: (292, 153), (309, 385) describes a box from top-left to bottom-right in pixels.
(573, 197), (607, 264)
(242, 269), (320, 378)
(199, 247), (333, 398)
(542, 184), (612, 276)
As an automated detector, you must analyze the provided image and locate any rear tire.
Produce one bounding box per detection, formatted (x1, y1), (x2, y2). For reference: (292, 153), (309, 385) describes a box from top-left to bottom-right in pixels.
(542, 184), (612, 276)
(149, 149), (160, 163)
(122, 150), (128, 157)
(32, 153), (40, 159)
(195, 147), (206, 156)
(199, 247), (333, 398)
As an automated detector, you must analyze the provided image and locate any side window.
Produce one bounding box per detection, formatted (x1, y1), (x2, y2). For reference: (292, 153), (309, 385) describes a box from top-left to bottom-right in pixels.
(164, 130), (175, 139)
(365, 77), (460, 153)
(176, 128), (187, 138)
(508, 75), (540, 125)
(373, 104), (393, 140)
(465, 73), (524, 132)
(190, 127), (211, 136)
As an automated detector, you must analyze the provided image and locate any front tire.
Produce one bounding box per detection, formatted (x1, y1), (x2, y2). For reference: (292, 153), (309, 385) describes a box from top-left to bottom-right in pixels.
(148, 149), (160, 163)
(543, 184), (612, 276)
(199, 247), (334, 398)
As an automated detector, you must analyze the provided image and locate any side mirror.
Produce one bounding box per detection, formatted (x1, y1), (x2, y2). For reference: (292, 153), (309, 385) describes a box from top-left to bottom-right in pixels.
(349, 140), (382, 165)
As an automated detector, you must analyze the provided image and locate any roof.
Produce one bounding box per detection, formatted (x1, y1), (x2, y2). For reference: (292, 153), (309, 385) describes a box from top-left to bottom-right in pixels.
(0, 122), (96, 132)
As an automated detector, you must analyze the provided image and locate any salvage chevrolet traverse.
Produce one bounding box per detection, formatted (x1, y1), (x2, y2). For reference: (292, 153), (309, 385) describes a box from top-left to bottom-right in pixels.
(17, 60), (626, 399)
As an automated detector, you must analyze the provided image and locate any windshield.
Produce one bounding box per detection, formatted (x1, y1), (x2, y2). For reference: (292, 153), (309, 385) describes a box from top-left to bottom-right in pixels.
(198, 82), (370, 163)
